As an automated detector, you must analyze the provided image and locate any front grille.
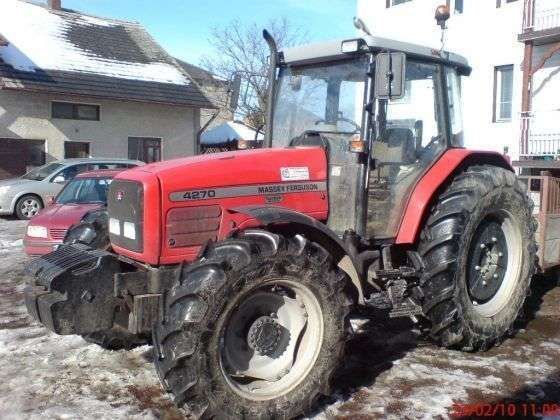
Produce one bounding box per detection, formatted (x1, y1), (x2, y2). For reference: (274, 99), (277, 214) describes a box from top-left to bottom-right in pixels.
(107, 179), (144, 252)
(166, 205), (221, 248)
(49, 228), (67, 241)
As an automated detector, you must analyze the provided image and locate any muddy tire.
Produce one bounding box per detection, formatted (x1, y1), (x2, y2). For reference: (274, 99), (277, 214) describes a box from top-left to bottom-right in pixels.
(152, 230), (350, 419)
(419, 165), (537, 351)
(83, 325), (150, 351)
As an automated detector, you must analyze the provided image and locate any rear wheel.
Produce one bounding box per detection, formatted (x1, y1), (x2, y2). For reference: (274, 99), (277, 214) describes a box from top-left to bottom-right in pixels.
(15, 194), (42, 219)
(152, 230), (350, 419)
(419, 165), (537, 351)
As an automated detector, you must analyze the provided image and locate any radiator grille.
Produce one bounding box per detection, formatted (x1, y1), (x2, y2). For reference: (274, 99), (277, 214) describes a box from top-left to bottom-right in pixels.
(166, 205), (221, 248)
(49, 228), (67, 241)
(107, 180), (144, 252)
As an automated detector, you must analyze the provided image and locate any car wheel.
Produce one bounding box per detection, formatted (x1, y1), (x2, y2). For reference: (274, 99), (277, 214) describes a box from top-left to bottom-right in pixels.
(15, 195), (43, 220)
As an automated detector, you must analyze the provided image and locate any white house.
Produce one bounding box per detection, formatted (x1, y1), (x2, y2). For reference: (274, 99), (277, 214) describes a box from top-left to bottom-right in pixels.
(0, 0), (214, 179)
(356, 0), (525, 159)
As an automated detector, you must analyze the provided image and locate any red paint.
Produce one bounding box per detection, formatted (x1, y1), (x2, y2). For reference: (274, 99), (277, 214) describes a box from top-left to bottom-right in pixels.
(112, 147), (329, 265)
(24, 204), (103, 256)
(395, 149), (513, 245)
(24, 170), (122, 256)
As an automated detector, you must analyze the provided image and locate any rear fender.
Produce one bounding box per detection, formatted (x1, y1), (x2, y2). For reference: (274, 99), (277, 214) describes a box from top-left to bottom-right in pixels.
(231, 205), (364, 303)
(395, 149), (513, 245)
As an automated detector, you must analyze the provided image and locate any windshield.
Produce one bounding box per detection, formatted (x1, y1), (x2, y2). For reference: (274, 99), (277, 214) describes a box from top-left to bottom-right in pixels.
(272, 57), (368, 148)
(22, 162), (64, 181)
(56, 177), (113, 205)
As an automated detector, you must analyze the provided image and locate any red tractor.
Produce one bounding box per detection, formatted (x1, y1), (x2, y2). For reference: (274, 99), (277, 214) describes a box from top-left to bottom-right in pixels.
(25, 26), (536, 419)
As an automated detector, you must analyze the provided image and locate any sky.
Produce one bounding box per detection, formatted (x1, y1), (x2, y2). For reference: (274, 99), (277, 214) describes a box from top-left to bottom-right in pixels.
(62, 0), (357, 66)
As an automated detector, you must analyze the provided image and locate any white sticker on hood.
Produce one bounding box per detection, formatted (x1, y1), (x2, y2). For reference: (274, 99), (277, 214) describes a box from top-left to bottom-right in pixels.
(280, 167), (310, 181)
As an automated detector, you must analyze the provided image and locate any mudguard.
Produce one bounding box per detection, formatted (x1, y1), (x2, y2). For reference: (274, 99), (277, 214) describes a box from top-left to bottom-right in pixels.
(395, 149), (513, 245)
(232, 205), (349, 258)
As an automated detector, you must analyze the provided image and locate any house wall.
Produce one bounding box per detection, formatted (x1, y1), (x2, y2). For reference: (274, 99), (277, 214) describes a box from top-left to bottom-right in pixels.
(0, 89), (200, 162)
(356, 0), (525, 158)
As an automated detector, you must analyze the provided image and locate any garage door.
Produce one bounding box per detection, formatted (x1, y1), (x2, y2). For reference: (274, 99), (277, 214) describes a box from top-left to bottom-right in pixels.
(0, 138), (46, 180)
(0, 139), (26, 179)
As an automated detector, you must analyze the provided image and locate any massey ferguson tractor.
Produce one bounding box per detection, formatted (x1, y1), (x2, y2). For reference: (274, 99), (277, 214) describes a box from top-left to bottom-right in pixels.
(24, 14), (536, 419)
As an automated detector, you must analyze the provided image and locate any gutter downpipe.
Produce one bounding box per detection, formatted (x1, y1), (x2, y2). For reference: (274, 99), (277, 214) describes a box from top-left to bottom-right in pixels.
(263, 29), (278, 148)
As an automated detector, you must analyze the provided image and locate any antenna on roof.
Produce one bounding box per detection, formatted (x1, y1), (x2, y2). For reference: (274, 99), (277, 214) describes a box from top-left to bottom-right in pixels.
(435, 5), (450, 52)
(353, 17), (372, 36)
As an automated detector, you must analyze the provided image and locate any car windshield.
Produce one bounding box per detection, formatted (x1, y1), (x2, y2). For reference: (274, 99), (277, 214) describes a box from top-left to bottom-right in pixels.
(22, 162), (64, 181)
(56, 177), (113, 204)
(272, 57), (368, 148)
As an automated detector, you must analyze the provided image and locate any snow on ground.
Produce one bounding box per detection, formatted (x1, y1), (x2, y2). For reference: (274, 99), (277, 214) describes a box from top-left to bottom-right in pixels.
(0, 217), (558, 419)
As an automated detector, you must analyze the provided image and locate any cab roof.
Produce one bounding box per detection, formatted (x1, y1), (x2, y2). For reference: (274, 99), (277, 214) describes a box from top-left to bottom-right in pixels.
(280, 35), (471, 76)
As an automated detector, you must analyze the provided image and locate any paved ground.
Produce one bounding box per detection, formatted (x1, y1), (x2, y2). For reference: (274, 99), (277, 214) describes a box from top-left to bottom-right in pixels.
(0, 217), (558, 419)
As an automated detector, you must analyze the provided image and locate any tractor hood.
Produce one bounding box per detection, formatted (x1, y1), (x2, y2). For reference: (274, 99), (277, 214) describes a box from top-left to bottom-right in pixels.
(110, 147), (329, 266)
(136, 147), (328, 192)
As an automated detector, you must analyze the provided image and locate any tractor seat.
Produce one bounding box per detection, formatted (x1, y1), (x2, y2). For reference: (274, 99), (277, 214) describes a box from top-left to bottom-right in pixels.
(372, 128), (416, 166)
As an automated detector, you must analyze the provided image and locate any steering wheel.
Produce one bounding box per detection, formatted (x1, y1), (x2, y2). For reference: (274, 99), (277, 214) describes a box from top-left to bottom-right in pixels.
(289, 130), (330, 149)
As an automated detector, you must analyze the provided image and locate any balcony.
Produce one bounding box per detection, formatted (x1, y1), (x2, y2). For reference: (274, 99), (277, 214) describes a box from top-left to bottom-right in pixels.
(521, 0), (560, 43)
(521, 111), (560, 156)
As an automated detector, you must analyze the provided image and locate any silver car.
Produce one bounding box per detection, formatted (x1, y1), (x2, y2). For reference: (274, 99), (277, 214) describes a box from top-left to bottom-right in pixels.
(0, 158), (143, 220)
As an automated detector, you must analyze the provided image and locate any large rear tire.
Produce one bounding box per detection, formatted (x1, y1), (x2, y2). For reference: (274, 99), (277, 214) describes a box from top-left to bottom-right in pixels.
(418, 165), (537, 351)
(152, 230), (350, 419)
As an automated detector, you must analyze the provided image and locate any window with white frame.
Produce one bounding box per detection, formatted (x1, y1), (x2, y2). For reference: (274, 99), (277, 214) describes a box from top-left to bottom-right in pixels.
(493, 65), (514, 122)
(455, 0), (464, 13)
(386, 0), (412, 7)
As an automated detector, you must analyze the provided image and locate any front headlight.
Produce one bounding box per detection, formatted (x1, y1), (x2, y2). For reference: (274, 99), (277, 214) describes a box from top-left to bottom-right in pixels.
(27, 225), (48, 238)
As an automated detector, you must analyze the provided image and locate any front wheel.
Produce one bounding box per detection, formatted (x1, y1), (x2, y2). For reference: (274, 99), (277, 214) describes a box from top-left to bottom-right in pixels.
(153, 231), (350, 419)
(15, 194), (42, 219)
(419, 165), (537, 351)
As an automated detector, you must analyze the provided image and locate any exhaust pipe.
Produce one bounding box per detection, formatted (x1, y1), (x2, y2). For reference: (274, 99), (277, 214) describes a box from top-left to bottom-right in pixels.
(263, 29), (278, 149)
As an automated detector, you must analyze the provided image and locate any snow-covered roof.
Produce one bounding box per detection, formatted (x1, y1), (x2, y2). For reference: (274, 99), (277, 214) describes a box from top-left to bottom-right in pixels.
(201, 121), (264, 145)
(0, 0), (214, 107)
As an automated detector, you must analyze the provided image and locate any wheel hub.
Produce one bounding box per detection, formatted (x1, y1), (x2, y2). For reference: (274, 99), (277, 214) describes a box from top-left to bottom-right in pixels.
(467, 220), (509, 303)
(247, 316), (289, 356)
(220, 280), (323, 399)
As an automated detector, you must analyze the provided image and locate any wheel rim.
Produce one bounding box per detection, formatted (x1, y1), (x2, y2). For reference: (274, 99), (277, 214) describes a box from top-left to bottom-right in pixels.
(219, 278), (324, 401)
(466, 210), (523, 317)
(21, 198), (40, 218)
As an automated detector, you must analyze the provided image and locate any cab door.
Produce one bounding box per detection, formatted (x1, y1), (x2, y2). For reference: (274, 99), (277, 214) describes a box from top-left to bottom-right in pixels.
(367, 61), (448, 240)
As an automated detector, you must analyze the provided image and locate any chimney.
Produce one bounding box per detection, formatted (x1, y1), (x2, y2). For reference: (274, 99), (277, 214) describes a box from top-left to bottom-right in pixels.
(47, 0), (61, 10)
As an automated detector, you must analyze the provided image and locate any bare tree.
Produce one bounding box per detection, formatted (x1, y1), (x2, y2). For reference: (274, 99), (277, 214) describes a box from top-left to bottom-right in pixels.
(201, 18), (306, 129)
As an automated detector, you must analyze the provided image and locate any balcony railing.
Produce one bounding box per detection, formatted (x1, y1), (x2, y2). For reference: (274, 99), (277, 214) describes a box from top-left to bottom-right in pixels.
(523, 0), (560, 32)
(521, 111), (560, 156)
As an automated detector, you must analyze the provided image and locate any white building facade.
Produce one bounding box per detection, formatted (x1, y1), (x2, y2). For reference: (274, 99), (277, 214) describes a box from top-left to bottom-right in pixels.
(357, 0), (525, 159)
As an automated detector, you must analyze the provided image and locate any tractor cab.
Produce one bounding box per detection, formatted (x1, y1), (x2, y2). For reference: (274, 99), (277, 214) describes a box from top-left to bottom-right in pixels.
(269, 36), (470, 239)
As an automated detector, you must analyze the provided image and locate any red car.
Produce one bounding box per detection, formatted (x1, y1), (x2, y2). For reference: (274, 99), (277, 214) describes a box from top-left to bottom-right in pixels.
(24, 170), (120, 256)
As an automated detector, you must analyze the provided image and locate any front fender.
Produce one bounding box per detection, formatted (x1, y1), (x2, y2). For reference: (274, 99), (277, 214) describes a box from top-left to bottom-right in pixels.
(395, 149), (513, 245)
(231, 205), (365, 303)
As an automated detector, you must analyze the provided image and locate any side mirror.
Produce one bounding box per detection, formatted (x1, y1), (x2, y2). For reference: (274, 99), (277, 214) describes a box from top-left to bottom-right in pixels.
(52, 175), (65, 184)
(374, 52), (406, 100)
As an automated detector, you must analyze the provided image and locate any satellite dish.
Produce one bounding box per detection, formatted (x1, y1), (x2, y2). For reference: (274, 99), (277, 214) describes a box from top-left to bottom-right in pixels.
(353, 17), (372, 36)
